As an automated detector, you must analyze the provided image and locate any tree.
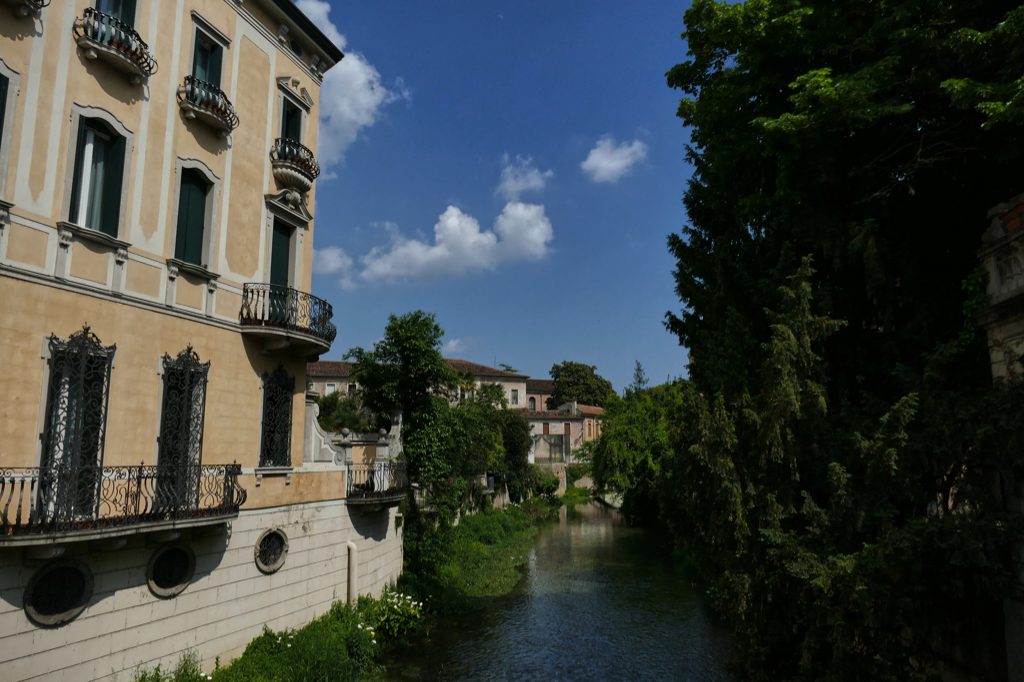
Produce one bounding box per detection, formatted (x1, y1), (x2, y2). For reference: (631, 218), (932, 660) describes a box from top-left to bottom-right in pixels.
(659, 3), (1024, 678)
(313, 391), (372, 433)
(547, 361), (614, 409)
(498, 363), (520, 374)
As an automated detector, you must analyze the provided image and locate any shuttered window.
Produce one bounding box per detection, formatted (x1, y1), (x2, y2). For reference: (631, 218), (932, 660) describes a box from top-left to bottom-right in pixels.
(174, 169), (209, 265)
(282, 100), (302, 141)
(96, 0), (136, 24)
(69, 120), (126, 238)
(193, 33), (223, 87)
(0, 75), (8, 144)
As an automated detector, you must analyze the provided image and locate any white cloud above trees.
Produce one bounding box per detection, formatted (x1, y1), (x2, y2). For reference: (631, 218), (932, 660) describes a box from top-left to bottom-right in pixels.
(358, 202), (553, 284)
(580, 136), (648, 183)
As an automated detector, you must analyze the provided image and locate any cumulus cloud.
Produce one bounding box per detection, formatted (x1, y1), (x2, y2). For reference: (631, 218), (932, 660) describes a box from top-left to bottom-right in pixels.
(358, 202), (553, 284)
(296, 0), (410, 169)
(495, 155), (553, 202)
(580, 136), (648, 183)
(442, 338), (466, 356)
(312, 245), (356, 289)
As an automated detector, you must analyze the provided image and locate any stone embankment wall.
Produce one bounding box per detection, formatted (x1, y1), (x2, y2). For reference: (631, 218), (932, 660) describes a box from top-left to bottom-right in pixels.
(0, 500), (402, 682)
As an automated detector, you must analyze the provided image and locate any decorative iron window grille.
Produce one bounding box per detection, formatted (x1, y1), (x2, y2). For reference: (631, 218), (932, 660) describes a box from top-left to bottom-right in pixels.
(39, 326), (115, 524)
(259, 366), (294, 467)
(157, 347), (209, 510)
(254, 528), (288, 573)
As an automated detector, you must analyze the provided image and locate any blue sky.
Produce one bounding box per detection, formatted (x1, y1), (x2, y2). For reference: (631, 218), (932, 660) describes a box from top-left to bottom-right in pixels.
(299, 0), (694, 392)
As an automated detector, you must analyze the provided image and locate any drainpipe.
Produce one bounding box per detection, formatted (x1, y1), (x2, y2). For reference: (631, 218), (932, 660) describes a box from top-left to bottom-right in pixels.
(347, 540), (359, 603)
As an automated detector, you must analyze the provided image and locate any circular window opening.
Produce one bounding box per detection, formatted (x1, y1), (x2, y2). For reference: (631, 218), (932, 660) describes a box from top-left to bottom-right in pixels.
(147, 542), (196, 599)
(289, 39), (304, 58)
(24, 559), (93, 628)
(255, 528), (289, 574)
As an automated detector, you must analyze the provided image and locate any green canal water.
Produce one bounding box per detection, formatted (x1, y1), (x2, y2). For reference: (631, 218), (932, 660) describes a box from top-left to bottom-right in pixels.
(382, 502), (734, 682)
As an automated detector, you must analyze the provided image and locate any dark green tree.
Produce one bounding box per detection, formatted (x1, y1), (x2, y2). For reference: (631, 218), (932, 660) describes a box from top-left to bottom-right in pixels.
(547, 361), (614, 409)
(659, 2), (1024, 678)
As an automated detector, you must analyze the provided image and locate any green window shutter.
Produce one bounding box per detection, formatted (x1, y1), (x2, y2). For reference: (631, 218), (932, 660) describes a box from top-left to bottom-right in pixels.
(98, 134), (125, 238)
(99, 0), (136, 25)
(69, 122), (88, 224)
(175, 169), (209, 265)
(193, 41), (210, 82)
(283, 103), (302, 141)
(208, 44), (222, 88)
(270, 220), (291, 287)
(0, 76), (8, 143)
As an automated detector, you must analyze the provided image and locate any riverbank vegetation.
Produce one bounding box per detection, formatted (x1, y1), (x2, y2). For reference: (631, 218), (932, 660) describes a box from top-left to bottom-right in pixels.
(591, 2), (1024, 680)
(346, 312), (563, 612)
(132, 587), (424, 682)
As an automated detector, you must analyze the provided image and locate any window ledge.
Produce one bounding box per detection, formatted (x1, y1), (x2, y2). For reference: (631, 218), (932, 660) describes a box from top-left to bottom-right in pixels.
(166, 258), (220, 282)
(253, 466), (293, 486)
(57, 221), (131, 251)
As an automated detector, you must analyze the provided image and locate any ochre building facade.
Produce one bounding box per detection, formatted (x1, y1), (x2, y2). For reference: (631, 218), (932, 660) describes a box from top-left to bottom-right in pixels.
(0, 0), (404, 679)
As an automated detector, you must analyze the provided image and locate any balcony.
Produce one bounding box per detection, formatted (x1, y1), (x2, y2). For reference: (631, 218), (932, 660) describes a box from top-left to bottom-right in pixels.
(239, 283), (336, 357)
(271, 138), (320, 194)
(4, 0), (49, 17)
(347, 461), (407, 506)
(73, 8), (157, 85)
(0, 464), (247, 547)
(177, 76), (240, 136)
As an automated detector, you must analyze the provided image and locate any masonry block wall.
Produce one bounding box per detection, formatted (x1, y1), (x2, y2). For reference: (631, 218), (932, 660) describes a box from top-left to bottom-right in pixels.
(0, 500), (402, 681)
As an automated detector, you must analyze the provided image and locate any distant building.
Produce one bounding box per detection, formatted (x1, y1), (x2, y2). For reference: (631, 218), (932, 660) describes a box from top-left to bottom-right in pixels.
(516, 409), (584, 463)
(525, 378), (554, 411)
(308, 358), (529, 407)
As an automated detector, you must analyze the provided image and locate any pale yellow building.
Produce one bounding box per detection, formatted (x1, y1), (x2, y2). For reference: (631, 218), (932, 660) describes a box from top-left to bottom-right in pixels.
(0, 0), (404, 679)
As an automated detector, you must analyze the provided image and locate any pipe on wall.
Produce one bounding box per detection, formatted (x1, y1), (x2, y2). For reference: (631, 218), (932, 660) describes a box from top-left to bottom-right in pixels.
(347, 540), (358, 603)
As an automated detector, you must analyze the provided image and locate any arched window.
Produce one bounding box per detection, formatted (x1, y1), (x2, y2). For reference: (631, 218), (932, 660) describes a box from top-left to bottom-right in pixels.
(529, 397), (536, 411)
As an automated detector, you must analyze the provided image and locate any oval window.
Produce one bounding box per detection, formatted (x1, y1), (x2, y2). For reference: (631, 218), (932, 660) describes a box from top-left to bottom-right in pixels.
(289, 38), (304, 58)
(24, 559), (94, 628)
(147, 542), (196, 598)
(254, 528), (289, 574)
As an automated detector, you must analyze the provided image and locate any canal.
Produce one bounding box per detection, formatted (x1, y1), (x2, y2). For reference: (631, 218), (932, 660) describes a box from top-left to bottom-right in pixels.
(382, 502), (734, 681)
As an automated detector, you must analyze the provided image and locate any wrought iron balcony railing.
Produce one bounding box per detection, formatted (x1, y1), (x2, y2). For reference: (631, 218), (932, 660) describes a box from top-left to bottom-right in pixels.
(177, 76), (240, 136)
(270, 138), (320, 193)
(239, 283), (337, 346)
(0, 464), (246, 540)
(73, 8), (157, 84)
(347, 461), (407, 504)
(5, 0), (50, 17)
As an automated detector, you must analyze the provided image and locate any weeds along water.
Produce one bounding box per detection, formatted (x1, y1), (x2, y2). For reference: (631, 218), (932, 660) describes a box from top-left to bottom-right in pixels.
(131, 502), (563, 682)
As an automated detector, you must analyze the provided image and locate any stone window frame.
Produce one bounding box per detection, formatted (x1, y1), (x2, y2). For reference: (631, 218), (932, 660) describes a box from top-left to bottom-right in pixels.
(188, 11), (231, 86)
(147, 541), (197, 599)
(0, 57), (21, 201)
(263, 193), (309, 289)
(510, 388), (519, 406)
(60, 103), (135, 244)
(275, 76), (313, 145)
(167, 157), (222, 277)
(23, 559), (95, 628)
(254, 527), (289, 574)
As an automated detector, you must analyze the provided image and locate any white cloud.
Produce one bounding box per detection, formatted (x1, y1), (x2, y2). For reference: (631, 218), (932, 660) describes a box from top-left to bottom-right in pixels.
(580, 136), (648, 183)
(493, 202), (553, 261)
(296, 0), (410, 169)
(495, 155), (553, 202)
(312, 245), (356, 290)
(442, 338), (466, 356)
(358, 202), (553, 284)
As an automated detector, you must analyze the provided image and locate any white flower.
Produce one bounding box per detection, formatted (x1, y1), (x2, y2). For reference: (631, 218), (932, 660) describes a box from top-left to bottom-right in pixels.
(372, 639), (377, 644)
(287, 644), (292, 648)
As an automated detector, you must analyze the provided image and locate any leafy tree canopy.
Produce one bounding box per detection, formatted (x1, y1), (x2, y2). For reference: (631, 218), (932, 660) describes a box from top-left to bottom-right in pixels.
(547, 361), (614, 409)
(649, 1), (1024, 679)
(313, 391), (372, 433)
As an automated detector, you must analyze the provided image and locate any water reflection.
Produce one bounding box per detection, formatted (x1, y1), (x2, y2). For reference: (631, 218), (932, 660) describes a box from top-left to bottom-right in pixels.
(384, 502), (733, 682)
